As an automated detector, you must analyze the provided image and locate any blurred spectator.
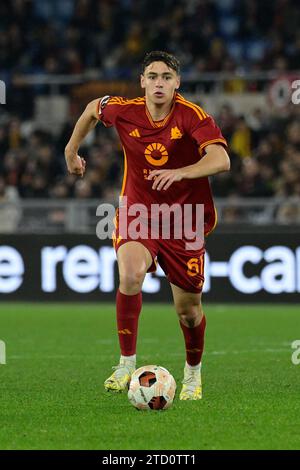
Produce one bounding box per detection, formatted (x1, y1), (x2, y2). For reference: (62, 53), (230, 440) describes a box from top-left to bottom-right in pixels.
(276, 197), (300, 224)
(230, 116), (251, 158)
(0, 177), (20, 232)
(221, 194), (242, 223)
(74, 179), (92, 198)
(217, 104), (236, 142)
(235, 157), (274, 197)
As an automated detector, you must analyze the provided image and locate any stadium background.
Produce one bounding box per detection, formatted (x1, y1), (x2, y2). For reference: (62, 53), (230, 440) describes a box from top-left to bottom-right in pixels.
(0, 0), (299, 451)
(1, 0), (300, 302)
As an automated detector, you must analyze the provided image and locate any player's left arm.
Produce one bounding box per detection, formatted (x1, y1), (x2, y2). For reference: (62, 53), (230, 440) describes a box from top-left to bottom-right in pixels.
(148, 144), (230, 191)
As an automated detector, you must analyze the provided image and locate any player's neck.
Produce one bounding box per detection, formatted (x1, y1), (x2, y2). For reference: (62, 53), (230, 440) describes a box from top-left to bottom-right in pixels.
(145, 98), (173, 122)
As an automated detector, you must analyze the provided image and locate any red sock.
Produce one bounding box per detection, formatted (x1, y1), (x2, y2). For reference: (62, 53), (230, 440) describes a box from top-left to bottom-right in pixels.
(116, 289), (142, 356)
(180, 315), (206, 366)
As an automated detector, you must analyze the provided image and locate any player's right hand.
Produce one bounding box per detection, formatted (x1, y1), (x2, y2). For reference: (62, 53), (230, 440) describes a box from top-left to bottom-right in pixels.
(65, 154), (86, 177)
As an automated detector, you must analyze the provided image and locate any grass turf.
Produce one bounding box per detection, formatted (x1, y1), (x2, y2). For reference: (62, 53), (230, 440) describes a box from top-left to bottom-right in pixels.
(0, 303), (299, 450)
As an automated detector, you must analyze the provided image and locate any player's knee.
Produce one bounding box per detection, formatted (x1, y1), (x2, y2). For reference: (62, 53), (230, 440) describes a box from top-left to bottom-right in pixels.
(119, 268), (146, 293)
(177, 303), (203, 327)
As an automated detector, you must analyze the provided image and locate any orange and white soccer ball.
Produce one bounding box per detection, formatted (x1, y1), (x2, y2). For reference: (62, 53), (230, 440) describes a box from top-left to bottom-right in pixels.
(128, 365), (176, 410)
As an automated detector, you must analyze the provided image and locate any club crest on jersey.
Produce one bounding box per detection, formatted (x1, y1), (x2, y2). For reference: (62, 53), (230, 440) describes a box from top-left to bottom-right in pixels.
(144, 143), (169, 167)
(171, 126), (183, 140)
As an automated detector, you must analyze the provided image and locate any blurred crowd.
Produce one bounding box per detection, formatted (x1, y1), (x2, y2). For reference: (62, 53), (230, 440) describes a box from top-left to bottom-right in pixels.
(1, 0), (300, 226)
(0, 120), (122, 200)
(1, 0), (300, 79)
(210, 103), (300, 223)
(1, 102), (300, 211)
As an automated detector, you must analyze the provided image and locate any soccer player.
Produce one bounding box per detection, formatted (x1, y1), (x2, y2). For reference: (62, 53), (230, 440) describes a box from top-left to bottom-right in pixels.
(65, 51), (230, 400)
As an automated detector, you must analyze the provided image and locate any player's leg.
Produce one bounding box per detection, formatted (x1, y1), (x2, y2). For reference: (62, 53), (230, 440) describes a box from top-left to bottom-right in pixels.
(170, 283), (206, 400)
(116, 241), (153, 363)
(104, 241), (153, 392)
(157, 241), (206, 400)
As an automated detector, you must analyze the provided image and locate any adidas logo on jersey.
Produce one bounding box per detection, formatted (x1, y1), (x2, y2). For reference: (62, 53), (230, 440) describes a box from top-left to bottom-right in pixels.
(129, 129), (141, 137)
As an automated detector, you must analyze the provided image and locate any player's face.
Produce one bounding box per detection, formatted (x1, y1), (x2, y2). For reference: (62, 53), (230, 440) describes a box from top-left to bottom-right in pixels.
(141, 61), (180, 105)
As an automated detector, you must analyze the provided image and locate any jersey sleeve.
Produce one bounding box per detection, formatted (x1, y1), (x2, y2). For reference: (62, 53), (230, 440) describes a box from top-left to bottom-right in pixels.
(188, 110), (228, 156)
(97, 96), (122, 127)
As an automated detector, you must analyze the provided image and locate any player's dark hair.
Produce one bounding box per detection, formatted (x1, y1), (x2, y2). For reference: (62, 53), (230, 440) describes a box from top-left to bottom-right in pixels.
(142, 51), (180, 75)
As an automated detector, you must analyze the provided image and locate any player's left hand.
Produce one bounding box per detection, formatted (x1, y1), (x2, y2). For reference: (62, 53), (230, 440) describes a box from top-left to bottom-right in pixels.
(148, 169), (183, 191)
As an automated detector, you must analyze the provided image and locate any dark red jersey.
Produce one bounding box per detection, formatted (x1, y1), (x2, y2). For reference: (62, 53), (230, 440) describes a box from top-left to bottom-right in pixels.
(97, 92), (227, 235)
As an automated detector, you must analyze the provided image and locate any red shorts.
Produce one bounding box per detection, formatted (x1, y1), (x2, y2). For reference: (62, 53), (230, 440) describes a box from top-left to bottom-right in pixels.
(112, 212), (205, 294)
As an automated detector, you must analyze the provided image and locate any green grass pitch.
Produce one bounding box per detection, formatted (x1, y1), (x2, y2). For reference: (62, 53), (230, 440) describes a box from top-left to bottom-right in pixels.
(0, 303), (299, 450)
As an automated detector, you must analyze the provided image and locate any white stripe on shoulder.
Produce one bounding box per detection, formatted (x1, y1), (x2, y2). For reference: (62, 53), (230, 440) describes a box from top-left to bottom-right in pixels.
(99, 95), (111, 115)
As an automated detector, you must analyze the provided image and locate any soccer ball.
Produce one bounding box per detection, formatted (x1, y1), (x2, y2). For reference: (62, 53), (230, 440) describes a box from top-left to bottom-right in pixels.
(128, 365), (176, 410)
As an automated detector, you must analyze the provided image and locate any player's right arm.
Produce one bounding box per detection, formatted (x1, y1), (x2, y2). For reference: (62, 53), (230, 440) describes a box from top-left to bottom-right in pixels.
(65, 98), (101, 176)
